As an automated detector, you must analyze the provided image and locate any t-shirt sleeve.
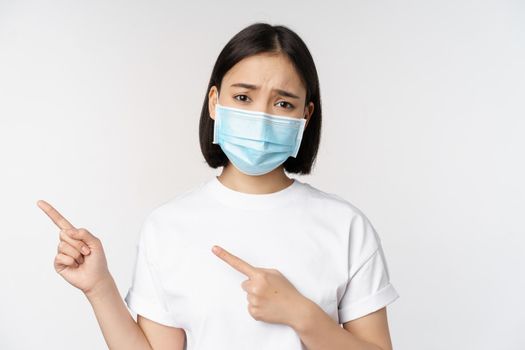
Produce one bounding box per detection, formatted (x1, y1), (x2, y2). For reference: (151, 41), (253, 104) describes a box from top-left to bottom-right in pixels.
(124, 216), (182, 328)
(338, 210), (400, 324)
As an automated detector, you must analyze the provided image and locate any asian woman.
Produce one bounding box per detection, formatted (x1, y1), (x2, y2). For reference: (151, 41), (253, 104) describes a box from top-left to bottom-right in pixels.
(38, 22), (399, 350)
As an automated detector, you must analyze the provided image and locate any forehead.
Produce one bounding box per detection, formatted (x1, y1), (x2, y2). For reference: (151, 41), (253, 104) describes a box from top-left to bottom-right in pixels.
(222, 53), (305, 93)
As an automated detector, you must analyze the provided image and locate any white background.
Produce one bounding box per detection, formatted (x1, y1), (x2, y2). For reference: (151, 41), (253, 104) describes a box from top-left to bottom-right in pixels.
(1, 0), (524, 349)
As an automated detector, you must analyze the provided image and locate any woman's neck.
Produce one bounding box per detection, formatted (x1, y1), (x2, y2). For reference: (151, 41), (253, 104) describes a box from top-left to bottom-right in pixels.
(216, 163), (294, 195)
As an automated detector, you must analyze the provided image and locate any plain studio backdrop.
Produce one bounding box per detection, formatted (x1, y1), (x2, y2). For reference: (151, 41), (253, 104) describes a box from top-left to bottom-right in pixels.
(1, 0), (524, 349)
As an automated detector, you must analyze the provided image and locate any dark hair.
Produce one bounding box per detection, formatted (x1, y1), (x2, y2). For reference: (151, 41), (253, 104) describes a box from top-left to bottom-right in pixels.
(199, 22), (322, 175)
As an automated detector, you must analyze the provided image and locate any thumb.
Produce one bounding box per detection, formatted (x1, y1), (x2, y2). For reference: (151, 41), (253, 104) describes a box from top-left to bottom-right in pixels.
(69, 228), (99, 247)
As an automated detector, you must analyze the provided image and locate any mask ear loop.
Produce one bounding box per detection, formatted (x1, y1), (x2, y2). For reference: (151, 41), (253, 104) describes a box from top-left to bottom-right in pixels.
(212, 89), (220, 144)
(211, 89), (220, 118)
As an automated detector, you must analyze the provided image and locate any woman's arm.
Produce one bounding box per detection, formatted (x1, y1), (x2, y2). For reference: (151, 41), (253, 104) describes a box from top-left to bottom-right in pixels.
(86, 275), (186, 350)
(136, 315), (186, 350)
(85, 275), (155, 350)
(37, 200), (184, 349)
(290, 298), (392, 350)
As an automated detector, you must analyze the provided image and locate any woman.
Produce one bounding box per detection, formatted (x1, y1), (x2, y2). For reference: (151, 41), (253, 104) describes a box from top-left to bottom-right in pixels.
(37, 22), (399, 350)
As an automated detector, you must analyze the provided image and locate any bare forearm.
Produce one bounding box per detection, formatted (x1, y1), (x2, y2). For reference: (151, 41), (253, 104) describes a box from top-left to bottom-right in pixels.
(84, 275), (152, 350)
(291, 298), (382, 350)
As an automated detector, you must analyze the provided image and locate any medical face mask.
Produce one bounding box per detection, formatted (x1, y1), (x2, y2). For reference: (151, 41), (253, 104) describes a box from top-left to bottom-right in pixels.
(212, 95), (307, 176)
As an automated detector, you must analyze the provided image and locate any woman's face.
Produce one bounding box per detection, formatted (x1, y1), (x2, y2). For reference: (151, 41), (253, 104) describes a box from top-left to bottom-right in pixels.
(208, 52), (314, 129)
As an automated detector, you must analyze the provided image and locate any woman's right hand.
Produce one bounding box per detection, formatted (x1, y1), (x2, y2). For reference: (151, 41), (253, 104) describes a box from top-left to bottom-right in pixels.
(37, 199), (112, 296)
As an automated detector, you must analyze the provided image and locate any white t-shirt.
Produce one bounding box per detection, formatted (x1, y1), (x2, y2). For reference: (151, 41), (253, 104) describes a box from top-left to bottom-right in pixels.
(125, 176), (399, 349)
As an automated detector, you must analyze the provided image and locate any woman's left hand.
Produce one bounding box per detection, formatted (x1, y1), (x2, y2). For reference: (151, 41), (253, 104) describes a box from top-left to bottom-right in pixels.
(211, 244), (311, 328)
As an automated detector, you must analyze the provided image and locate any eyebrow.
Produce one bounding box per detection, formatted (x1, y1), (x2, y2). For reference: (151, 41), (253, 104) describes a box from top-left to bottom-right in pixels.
(230, 82), (300, 99)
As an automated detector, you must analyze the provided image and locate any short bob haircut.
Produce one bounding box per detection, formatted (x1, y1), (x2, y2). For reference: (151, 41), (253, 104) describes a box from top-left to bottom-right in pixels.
(199, 22), (322, 175)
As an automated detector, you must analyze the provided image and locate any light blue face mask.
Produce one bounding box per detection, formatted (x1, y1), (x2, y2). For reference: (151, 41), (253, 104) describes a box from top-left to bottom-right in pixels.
(212, 94), (307, 176)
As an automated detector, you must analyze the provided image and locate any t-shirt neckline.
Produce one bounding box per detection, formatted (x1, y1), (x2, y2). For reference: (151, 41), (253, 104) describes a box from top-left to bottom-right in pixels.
(205, 175), (303, 210)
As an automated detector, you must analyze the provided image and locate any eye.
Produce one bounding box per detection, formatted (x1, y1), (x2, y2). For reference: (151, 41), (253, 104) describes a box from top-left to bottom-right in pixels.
(234, 94), (250, 103)
(276, 101), (294, 109)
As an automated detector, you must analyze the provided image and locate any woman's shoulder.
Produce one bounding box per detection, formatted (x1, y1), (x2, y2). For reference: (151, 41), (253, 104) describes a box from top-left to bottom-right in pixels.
(299, 180), (366, 218)
(145, 180), (210, 222)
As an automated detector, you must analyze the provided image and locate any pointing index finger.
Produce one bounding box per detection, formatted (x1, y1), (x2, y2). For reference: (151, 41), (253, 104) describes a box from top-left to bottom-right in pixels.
(36, 200), (76, 230)
(212, 245), (257, 278)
